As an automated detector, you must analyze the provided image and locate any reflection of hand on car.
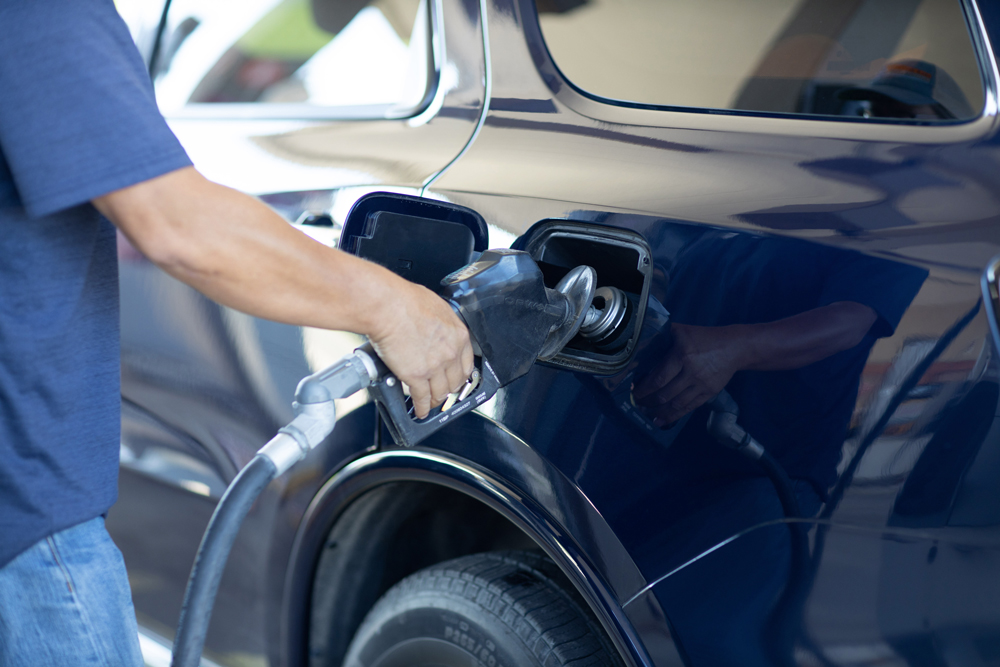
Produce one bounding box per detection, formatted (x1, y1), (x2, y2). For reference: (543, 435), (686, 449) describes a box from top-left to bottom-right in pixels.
(632, 323), (746, 427)
(633, 301), (877, 426)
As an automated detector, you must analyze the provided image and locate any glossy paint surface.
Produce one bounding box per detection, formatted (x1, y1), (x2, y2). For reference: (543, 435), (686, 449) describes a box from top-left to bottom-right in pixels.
(111, 0), (491, 661)
(107, 1), (1000, 666)
(432, 0), (1000, 663)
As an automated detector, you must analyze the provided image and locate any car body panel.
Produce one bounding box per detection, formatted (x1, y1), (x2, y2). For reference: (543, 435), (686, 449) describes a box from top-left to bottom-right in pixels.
(161, 0), (490, 196)
(113, 0), (492, 659)
(280, 439), (657, 667)
(430, 0), (1000, 662)
(107, 0), (1000, 665)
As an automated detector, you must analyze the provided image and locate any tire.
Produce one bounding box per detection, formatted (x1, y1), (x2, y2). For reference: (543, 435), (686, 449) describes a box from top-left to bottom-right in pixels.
(343, 550), (624, 667)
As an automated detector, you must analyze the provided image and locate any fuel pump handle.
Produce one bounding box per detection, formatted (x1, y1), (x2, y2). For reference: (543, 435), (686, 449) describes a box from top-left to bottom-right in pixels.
(173, 249), (598, 666)
(358, 249), (597, 448)
(359, 341), (502, 447)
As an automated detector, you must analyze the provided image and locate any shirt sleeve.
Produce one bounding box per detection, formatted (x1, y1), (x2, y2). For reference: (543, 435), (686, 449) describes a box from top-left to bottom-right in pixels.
(818, 252), (929, 338)
(0, 0), (191, 218)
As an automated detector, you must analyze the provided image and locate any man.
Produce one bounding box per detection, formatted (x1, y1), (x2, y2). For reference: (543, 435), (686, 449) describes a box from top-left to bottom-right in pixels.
(628, 229), (926, 665)
(0, 2), (472, 664)
(839, 59), (975, 120)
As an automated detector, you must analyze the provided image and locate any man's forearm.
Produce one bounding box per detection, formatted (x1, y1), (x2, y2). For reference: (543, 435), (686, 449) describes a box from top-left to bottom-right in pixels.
(93, 166), (475, 418)
(632, 301), (879, 425)
(733, 301), (878, 372)
(94, 166), (396, 336)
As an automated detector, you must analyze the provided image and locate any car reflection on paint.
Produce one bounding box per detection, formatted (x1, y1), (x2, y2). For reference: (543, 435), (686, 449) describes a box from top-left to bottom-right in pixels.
(110, 0), (1000, 666)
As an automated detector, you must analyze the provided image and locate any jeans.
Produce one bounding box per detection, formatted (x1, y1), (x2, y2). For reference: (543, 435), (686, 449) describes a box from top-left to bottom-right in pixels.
(0, 516), (143, 666)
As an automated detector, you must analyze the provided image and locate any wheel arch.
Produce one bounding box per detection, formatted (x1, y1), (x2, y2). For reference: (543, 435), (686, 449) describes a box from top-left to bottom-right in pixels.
(279, 446), (653, 667)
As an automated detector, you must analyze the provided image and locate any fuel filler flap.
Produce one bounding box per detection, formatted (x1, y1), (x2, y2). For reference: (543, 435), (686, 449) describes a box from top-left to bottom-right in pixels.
(340, 192), (489, 292)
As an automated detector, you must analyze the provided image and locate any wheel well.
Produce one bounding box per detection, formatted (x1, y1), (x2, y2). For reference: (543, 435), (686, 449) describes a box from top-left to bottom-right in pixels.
(307, 481), (538, 667)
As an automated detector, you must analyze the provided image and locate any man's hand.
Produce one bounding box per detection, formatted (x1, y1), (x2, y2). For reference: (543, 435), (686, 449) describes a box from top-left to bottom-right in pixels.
(367, 279), (475, 419)
(94, 166), (474, 418)
(633, 324), (746, 426)
(631, 302), (877, 426)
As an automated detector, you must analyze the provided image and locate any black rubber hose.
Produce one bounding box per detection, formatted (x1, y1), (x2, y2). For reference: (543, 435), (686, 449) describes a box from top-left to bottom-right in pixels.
(171, 454), (278, 667)
(754, 450), (808, 667)
(755, 450), (802, 521)
(786, 301), (981, 667)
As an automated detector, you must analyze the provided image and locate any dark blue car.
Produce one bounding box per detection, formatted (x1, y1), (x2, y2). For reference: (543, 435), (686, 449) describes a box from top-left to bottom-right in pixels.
(111, 0), (1000, 665)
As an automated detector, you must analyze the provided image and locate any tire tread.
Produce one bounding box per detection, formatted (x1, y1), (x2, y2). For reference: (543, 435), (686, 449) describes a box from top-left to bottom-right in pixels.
(355, 551), (621, 667)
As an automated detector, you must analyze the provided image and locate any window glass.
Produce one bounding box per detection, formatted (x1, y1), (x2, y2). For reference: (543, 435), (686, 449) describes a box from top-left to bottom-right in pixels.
(536, 0), (985, 121)
(154, 0), (427, 113)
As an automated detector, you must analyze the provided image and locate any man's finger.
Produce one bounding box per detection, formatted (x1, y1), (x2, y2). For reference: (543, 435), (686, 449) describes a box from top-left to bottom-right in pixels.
(660, 386), (708, 424)
(633, 355), (683, 400)
(444, 358), (468, 396)
(461, 341), (475, 378)
(651, 386), (694, 426)
(428, 373), (452, 408)
(640, 368), (690, 408)
(411, 381), (432, 420)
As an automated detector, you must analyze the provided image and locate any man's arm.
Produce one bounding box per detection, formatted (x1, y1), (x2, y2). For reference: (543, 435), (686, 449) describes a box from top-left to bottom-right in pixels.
(632, 302), (877, 426)
(93, 166), (473, 419)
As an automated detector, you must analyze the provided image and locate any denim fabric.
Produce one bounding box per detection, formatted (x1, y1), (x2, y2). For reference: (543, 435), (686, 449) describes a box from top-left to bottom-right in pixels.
(0, 516), (143, 666)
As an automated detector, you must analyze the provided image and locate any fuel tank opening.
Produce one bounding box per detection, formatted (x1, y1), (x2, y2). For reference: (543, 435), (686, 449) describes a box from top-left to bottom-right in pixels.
(579, 286), (635, 353)
(515, 220), (652, 374)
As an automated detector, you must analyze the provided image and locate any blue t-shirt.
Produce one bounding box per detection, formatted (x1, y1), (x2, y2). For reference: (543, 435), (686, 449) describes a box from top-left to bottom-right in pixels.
(0, 1), (191, 567)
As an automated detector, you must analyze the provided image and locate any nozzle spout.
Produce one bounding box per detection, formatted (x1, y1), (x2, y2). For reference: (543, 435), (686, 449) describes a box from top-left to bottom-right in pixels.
(706, 390), (765, 460)
(537, 265), (597, 360)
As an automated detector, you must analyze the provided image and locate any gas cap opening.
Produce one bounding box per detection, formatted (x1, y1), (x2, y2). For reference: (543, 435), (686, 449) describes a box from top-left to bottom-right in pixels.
(516, 221), (651, 374)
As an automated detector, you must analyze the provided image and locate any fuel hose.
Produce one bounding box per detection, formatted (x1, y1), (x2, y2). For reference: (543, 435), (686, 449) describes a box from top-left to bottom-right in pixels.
(167, 346), (376, 667)
(705, 390), (809, 667)
(165, 254), (603, 666)
(171, 454), (278, 667)
(754, 449), (802, 521)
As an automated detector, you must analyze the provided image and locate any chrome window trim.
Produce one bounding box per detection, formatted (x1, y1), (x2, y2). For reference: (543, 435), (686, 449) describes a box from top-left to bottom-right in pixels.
(981, 255), (1000, 351)
(161, 0), (442, 122)
(165, 102), (404, 121)
(530, 0), (1000, 144)
(420, 0), (491, 192)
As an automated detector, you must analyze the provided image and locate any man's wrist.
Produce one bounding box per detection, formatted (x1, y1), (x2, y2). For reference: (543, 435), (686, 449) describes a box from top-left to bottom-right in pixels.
(726, 323), (764, 371)
(346, 258), (401, 340)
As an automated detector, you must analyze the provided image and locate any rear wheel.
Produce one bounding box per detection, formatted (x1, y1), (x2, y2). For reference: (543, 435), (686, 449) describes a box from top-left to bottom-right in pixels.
(343, 550), (623, 667)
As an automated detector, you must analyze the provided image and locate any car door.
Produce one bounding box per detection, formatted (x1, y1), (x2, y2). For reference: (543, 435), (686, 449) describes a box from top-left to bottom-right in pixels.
(421, 0), (1000, 664)
(108, 0), (489, 659)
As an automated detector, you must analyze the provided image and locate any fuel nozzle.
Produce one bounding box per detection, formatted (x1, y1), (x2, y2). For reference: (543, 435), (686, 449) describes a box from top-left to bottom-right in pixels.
(537, 265), (598, 360)
(440, 249), (598, 385)
(363, 249), (602, 447)
(706, 390), (766, 461)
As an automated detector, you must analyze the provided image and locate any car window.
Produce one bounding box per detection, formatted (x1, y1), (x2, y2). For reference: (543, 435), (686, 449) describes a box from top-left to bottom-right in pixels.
(153, 0), (428, 115)
(536, 0), (985, 122)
